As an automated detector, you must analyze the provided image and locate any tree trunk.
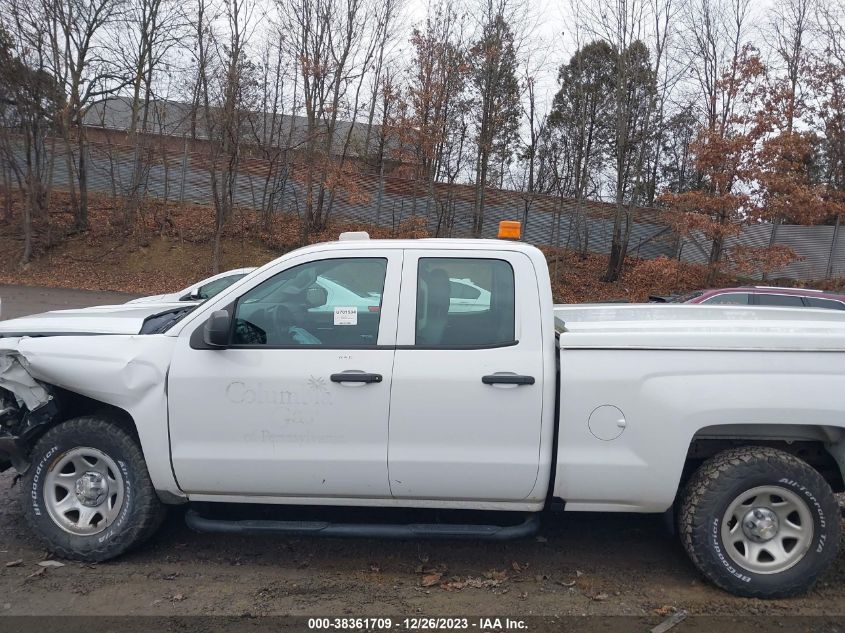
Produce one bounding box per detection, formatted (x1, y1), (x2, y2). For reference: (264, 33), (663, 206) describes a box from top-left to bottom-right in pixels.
(472, 152), (488, 237)
(75, 130), (88, 231)
(706, 234), (724, 286)
(1, 165), (12, 224)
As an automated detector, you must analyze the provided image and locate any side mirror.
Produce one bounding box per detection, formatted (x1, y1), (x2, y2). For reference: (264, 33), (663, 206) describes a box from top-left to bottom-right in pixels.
(203, 310), (231, 347)
(188, 286), (202, 300)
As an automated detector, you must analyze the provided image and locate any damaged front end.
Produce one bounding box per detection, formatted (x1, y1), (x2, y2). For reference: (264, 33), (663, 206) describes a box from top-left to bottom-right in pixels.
(0, 351), (59, 473)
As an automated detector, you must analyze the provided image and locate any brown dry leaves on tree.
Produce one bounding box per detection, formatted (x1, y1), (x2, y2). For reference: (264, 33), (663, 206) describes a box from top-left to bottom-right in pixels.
(545, 249), (712, 304)
(660, 46), (770, 283)
(662, 40), (845, 283)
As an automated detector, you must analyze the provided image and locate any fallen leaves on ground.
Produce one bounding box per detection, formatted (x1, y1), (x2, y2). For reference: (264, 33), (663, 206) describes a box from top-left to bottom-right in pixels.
(654, 605), (677, 617)
(419, 568), (510, 592)
(420, 572), (443, 587)
(439, 576), (504, 591)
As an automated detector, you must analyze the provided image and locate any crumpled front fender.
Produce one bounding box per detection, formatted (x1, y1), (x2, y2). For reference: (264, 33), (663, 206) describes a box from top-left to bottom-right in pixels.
(0, 335), (183, 497)
(0, 340), (51, 410)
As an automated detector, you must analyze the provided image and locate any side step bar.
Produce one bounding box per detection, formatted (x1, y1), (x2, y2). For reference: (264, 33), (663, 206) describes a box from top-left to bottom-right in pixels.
(185, 510), (540, 541)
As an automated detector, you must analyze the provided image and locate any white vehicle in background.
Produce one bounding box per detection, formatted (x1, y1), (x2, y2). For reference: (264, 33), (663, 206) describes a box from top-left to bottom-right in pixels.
(448, 278), (491, 313)
(127, 268), (257, 304)
(309, 275), (381, 314)
(1, 225), (845, 600)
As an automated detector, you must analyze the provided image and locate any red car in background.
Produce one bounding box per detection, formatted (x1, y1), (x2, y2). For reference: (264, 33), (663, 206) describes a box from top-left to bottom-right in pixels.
(650, 286), (845, 310)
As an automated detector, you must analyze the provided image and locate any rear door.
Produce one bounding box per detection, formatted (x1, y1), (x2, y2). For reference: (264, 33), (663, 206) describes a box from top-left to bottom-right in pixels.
(387, 250), (545, 501)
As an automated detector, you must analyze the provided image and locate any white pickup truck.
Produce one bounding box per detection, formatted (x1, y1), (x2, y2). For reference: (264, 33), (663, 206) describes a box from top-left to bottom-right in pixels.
(1, 234), (844, 599)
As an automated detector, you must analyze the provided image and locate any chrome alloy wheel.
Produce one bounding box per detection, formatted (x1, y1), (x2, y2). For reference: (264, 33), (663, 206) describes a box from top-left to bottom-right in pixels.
(43, 447), (125, 536)
(721, 485), (814, 575)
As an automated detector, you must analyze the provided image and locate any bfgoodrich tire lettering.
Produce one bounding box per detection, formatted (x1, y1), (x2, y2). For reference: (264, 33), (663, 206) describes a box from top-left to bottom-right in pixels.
(23, 416), (166, 562)
(679, 446), (840, 598)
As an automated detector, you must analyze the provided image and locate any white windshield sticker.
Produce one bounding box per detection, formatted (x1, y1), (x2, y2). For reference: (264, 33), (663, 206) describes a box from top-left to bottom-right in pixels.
(334, 306), (358, 326)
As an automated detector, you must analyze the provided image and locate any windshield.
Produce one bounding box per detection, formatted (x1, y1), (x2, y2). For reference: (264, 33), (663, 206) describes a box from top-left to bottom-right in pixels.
(194, 273), (249, 300)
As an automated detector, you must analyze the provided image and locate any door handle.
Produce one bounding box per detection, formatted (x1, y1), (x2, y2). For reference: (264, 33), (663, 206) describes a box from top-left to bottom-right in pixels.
(330, 372), (383, 384)
(482, 374), (535, 385)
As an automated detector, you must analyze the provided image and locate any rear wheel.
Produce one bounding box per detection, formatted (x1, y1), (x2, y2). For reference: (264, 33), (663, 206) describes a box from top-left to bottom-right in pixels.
(22, 415), (166, 562)
(679, 446), (840, 598)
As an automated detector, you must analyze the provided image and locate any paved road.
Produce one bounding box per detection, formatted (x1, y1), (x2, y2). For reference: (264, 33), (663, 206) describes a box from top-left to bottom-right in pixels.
(0, 285), (139, 320)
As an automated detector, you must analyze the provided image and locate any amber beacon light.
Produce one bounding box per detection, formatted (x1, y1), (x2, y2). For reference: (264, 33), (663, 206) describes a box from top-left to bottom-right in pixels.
(498, 220), (522, 240)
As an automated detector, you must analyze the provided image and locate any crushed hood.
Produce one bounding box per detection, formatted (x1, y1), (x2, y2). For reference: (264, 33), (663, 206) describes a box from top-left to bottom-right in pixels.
(0, 303), (192, 337)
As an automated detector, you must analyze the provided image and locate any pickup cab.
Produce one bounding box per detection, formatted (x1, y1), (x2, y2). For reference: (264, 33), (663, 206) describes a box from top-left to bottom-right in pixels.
(1, 234), (844, 599)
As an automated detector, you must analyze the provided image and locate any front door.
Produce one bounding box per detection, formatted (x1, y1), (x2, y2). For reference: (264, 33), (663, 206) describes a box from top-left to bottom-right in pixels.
(167, 251), (401, 499)
(387, 250), (545, 501)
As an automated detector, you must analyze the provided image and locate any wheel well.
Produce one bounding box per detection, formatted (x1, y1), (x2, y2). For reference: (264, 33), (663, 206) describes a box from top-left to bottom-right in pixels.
(683, 431), (845, 494)
(29, 387), (140, 446)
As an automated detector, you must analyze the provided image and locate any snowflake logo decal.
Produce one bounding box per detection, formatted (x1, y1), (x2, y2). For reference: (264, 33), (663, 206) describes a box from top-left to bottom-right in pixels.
(307, 375), (328, 392)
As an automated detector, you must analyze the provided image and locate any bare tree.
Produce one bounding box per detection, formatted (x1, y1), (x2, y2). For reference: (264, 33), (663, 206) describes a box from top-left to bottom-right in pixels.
(275, 0), (388, 242)
(0, 13), (61, 263)
(191, 0), (258, 271)
(42, 0), (129, 231)
(469, 0), (522, 237)
(248, 30), (296, 229)
(404, 1), (471, 237)
(512, 61), (551, 239)
(585, 0), (673, 281)
(118, 0), (184, 226)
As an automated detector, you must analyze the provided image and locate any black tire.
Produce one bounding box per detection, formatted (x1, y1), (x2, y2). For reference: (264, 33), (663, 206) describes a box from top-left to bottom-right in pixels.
(22, 415), (166, 562)
(679, 446), (840, 598)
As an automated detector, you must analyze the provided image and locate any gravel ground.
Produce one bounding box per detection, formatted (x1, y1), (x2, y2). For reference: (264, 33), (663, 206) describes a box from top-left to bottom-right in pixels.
(0, 285), (844, 630)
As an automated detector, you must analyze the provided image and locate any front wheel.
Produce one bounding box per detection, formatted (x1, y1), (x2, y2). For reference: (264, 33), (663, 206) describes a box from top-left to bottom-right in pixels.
(22, 415), (166, 562)
(679, 446), (840, 598)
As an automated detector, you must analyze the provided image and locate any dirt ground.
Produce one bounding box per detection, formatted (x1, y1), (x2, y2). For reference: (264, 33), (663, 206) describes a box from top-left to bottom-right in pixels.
(1, 286), (845, 630)
(1, 473), (844, 623)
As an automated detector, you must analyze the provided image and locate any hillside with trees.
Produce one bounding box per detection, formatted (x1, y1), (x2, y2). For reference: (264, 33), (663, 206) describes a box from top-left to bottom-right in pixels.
(0, 0), (844, 289)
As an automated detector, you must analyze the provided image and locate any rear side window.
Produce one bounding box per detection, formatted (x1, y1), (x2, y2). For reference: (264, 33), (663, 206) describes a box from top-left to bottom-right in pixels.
(701, 293), (749, 305)
(415, 258), (514, 348)
(757, 294), (803, 307)
(805, 297), (845, 310)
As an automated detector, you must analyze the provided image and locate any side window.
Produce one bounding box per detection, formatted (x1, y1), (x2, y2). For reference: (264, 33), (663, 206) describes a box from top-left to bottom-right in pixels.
(757, 294), (803, 307)
(805, 297), (845, 310)
(232, 258), (387, 347)
(415, 258), (514, 347)
(701, 293), (749, 305)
